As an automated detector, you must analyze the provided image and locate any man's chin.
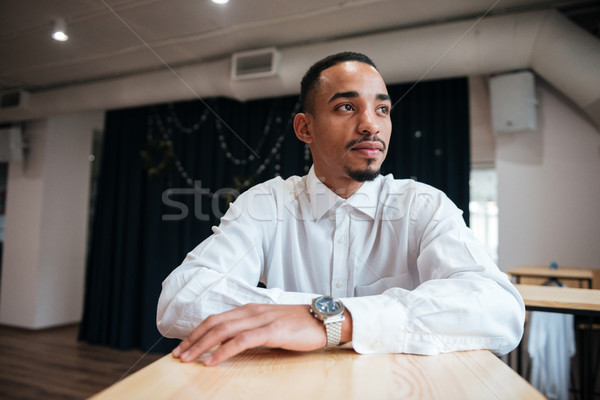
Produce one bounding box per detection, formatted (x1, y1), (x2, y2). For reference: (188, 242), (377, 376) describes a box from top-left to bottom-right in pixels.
(345, 166), (381, 182)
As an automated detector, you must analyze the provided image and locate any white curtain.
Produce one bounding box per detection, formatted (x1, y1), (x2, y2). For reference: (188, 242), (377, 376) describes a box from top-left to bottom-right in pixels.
(527, 311), (576, 400)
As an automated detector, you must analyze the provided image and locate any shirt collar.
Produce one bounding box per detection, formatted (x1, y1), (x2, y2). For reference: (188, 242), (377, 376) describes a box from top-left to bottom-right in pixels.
(306, 165), (381, 221)
(306, 166), (340, 221)
(346, 176), (380, 220)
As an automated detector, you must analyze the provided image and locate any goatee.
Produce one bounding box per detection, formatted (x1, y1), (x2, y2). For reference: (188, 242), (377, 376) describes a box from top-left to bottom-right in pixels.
(345, 164), (380, 182)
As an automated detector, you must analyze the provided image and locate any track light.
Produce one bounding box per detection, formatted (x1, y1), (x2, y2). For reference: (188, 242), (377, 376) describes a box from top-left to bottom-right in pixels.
(52, 18), (69, 41)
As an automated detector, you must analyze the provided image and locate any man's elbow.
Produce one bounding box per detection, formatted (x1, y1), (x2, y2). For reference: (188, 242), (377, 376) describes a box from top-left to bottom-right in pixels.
(156, 315), (171, 338)
(493, 296), (526, 355)
(156, 292), (184, 339)
(156, 313), (190, 340)
(156, 306), (175, 338)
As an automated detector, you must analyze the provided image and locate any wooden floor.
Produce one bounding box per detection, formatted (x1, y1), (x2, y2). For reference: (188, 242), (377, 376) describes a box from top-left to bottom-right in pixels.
(0, 324), (164, 400)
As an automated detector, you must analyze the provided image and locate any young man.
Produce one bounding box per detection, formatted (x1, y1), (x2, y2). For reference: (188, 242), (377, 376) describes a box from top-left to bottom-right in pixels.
(157, 52), (525, 366)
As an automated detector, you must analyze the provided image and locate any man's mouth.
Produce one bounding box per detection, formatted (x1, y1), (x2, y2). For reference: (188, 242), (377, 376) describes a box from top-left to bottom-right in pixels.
(349, 140), (385, 157)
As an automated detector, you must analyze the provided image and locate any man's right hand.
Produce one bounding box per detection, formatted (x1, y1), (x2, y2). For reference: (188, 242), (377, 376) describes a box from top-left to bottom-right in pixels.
(172, 303), (330, 366)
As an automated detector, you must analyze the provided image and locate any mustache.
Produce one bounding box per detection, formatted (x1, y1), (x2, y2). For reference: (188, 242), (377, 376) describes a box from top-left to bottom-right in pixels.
(345, 136), (387, 151)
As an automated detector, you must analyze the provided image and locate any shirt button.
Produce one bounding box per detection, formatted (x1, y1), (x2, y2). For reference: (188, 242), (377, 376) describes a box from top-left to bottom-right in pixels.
(337, 237), (343, 244)
(335, 281), (343, 289)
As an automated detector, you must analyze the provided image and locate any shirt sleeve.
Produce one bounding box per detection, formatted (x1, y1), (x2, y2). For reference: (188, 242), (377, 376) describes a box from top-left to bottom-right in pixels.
(156, 183), (315, 340)
(341, 189), (525, 356)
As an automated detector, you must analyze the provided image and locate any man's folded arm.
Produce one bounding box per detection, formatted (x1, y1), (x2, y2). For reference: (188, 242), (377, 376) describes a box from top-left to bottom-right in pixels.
(157, 262), (317, 339)
(342, 272), (524, 356)
(343, 193), (525, 356)
(156, 190), (319, 339)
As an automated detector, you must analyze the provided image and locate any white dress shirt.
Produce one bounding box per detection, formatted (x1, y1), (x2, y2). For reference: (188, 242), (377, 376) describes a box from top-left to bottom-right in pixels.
(157, 166), (525, 355)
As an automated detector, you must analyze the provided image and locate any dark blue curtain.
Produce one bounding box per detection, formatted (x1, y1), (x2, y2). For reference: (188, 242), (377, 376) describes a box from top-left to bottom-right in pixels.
(384, 79), (470, 221)
(79, 77), (469, 353)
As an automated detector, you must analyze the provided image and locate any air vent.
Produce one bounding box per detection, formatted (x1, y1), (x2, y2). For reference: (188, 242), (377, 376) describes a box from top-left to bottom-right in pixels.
(231, 48), (280, 80)
(0, 90), (29, 110)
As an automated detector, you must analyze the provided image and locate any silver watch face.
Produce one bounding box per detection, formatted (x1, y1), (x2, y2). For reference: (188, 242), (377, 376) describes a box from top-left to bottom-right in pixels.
(314, 296), (343, 316)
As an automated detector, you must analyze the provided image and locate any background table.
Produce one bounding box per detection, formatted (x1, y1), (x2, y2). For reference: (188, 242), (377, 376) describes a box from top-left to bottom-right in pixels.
(514, 284), (600, 316)
(90, 348), (543, 400)
(508, 265), (598, 289)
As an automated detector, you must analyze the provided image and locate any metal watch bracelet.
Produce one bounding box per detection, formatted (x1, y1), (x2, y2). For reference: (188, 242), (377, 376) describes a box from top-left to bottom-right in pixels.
(324, 320), (343, 347)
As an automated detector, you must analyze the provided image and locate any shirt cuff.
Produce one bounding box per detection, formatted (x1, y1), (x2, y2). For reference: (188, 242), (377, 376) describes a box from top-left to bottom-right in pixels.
(340, 294), (408, 354)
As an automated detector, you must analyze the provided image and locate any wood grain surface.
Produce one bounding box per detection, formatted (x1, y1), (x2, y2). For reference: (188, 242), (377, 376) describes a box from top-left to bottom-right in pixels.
(90, 347), (543, 400)
(515, 284), (600, 312)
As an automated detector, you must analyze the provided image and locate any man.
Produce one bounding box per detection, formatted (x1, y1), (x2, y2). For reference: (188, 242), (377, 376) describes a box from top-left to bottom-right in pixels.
(157, 52), (525, 366)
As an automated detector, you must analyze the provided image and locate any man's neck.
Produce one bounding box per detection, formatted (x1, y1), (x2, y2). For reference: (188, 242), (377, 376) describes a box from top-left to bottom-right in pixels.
(314, 173), (365, 199)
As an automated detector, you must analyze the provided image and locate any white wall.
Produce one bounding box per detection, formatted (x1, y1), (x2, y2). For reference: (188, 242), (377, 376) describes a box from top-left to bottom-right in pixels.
(0, 111), (104, 328)
(496, 79), (600, 272)
(0, 120), (47, 326)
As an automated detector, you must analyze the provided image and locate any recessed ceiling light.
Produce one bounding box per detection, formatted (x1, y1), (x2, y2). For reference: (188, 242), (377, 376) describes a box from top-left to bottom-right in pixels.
(212, 0), (230, 4)
(52, 18), (69, 41)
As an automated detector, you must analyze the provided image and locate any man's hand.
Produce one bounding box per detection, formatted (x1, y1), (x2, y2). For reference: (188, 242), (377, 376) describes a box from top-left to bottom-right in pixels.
(172, 304), (342, 366)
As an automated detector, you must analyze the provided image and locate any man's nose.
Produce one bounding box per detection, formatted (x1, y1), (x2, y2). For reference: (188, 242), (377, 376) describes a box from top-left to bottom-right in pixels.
(357, 109), (380, 136)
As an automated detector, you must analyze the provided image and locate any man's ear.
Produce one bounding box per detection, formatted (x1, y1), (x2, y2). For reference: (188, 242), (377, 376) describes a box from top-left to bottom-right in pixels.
(293, 113), (313, 144)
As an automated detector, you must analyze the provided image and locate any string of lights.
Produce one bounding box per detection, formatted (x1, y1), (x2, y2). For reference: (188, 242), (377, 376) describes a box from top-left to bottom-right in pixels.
(145, 100), (307, 195)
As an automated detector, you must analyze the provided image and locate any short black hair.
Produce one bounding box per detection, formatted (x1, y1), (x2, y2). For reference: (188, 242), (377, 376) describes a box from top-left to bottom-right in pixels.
(299, 51), (378, 113)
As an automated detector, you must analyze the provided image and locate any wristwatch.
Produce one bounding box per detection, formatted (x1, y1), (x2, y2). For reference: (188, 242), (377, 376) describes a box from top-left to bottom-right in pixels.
(310, 296), (346, 347)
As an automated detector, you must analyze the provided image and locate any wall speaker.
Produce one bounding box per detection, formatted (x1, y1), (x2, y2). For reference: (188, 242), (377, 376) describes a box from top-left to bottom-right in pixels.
(0, 125), (24, 162)
(489, 71), (537, 133)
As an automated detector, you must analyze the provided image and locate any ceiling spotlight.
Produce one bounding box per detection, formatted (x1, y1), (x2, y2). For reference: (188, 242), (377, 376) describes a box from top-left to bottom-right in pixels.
(212, 0), (230, 4)
(52, 18), (69, 41)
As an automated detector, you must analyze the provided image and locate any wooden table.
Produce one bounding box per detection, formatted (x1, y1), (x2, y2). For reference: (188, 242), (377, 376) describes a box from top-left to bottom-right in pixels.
(90, 347), (543, 400)
(508, 265), (597, 289)
(515, 284), (600, 316)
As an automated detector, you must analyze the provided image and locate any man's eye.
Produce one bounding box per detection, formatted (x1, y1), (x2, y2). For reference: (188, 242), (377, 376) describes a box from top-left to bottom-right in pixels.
(337, 103), (354, 111)
(378, 105), (390, 114)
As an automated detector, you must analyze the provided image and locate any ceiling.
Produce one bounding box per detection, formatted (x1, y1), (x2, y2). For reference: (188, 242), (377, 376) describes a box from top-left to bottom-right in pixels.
(0, 0), (598, 95)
